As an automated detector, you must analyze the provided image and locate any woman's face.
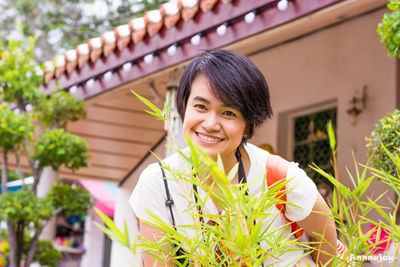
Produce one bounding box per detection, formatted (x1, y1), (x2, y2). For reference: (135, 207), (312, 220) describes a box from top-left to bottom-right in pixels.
(182, 75), (246, 161)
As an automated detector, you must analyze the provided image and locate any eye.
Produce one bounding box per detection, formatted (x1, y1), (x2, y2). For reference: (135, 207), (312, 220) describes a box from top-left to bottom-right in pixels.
(194, 104), (207, 110)
(223, 110), (237, 117)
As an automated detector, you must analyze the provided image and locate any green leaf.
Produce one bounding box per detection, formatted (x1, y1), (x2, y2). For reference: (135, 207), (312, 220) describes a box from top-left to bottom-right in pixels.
(131, 90), (162, 116)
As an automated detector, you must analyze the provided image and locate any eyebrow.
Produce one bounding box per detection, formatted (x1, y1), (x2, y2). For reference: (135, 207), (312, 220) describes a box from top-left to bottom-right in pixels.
(192, 96), (210, 104)
(192, 96), (235, 109)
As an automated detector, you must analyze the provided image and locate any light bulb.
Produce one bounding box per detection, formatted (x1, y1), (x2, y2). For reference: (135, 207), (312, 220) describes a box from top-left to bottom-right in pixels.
(104, 71), (113, 80)
(167, 44), (177, 56)
(123, 62), (132, 72)
(86, 79), (95, 88)
(69, 85), (78, 94)
(191, 34), (201, 46)
(277, 0), (288, 11)
(216, 23), (228, 36)
(244, 11), (256, 24)
(144, 54), (154, 64)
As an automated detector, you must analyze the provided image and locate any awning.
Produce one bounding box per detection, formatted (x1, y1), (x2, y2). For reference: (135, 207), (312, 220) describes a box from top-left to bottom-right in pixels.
(0, 177), (34, 194)
(80, 179), (118, 218)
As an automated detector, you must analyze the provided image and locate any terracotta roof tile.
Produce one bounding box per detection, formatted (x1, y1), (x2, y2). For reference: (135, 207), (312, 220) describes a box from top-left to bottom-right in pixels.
(181, 0), (199, 22)
(76, 43), (90, 69)
(101, 31), (117, 57)
(200, 0), (219, 13)
(129, 17), (147, 44)
(65, 49), (78, 74)
(42, 0), (337, 92)
(145, 9), (164, 37)
(162, 2), (181, 29)
(44, 0), (238, 82)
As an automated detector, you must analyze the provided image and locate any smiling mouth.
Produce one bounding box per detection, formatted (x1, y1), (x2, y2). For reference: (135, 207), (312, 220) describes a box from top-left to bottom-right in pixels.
(196, 132), (224, 143)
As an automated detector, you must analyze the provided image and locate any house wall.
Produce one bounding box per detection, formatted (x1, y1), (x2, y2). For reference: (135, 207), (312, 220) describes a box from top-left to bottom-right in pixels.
(111, 7), (396, 267)
(249, 8), (396, 212)
(110, 139), (166, 267)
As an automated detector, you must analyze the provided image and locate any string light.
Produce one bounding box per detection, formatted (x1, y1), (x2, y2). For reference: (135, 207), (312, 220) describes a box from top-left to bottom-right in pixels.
(216, 23), (228, 36)
(144, 53), (154, 64)
(277, 0), (289, 11)
(103, 70), (113, 80)
(123, 62), (133, 72)
(86, 78), (95, 88)
(167, 43), (178, 56)
(69, 85), (78, 94)
(244, 11), (256, 24)
(190, 34), (201, 46)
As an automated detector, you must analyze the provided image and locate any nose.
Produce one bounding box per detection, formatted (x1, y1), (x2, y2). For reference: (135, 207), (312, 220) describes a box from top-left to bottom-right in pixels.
(201, 112), (221, 132)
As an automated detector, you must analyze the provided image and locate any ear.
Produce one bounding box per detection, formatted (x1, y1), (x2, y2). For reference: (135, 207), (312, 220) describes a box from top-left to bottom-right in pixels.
(243, 123), (255, 138)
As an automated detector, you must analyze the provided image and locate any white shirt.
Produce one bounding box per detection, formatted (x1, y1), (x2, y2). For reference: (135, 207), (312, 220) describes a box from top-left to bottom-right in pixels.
(129, 143), (318, 266)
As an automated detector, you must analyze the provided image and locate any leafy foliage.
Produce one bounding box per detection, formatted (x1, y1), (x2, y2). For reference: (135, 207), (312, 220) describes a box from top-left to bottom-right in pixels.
(0, 103), (34, 151)
(365, 109), (400, 175)
(0, 190), (54, 228)
(377, 0), (400, 58)
(96, 92), (315, 266)
(32, 240), (62, 267)
(33, 129), (89, 171)
(0, 36), (90, 267)
(0, 37), (43, 106)
(97, 93), (400, 266)
(48, 183), (92, 218)
(37, 90), (86, 128)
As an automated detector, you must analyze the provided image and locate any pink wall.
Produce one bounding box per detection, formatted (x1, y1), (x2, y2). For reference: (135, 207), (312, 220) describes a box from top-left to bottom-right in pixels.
(249, 8), (396, 215)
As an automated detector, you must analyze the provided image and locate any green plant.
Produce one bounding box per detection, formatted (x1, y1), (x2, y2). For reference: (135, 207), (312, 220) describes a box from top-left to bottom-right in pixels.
(96, 92), (335, 266)
(99, 93), (400, 266)
(32, 240), (62, 267)
(0, 36), (91, 267)
(378, 0), (400, 58)
(33, 129), (88, 171)
(310, 122), (400, 266)
(366, 109), (400, 175)
(37, 90), (86, 128)
(48, 183), (92, 218)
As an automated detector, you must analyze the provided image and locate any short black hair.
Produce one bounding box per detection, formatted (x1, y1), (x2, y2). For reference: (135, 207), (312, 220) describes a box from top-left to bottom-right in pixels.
(177, 49), (273, 141)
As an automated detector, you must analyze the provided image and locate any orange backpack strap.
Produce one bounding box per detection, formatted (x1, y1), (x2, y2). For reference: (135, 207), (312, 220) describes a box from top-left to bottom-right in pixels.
(266, 154), (304, 239)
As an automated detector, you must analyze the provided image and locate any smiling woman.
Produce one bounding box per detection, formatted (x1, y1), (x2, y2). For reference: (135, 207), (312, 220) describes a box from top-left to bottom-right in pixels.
(129, 50), (337, 266)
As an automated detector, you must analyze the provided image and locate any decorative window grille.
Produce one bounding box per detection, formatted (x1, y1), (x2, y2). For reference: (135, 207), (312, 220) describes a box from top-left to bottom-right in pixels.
(293, 108), (337, 186)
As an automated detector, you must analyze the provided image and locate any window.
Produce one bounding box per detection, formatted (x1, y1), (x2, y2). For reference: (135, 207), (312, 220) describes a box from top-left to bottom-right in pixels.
(292, 108), (337, 187)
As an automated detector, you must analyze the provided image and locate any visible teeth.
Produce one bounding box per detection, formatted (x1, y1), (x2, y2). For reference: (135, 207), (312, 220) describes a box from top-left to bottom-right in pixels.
(198, 133), (222, 142)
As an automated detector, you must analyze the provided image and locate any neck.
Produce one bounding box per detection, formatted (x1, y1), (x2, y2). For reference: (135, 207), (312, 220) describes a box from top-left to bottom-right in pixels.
(204, 145), (248, 186)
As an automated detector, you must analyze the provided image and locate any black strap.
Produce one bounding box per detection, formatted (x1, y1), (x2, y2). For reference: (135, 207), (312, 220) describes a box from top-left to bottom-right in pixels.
(159, 162), (177, 228)
(235, 147), (247, 184)
(192, 183), (204, 224)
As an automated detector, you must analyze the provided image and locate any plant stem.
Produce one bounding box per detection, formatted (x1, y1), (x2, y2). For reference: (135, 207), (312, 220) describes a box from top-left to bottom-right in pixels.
(13, 146), (25, 186)
(1, 149), (8, 194)
(7, 222), (18, 267)
(24, 224), (45, 267)
(23, 137), (38, 193)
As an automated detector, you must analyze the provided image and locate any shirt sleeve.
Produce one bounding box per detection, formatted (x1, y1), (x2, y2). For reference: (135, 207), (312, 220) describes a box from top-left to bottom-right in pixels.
(129, 163), (172, 226)
(284, 162), (318, 222)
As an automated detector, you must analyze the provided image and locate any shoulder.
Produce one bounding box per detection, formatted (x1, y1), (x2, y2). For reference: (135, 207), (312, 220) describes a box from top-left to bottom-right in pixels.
(244, 143), (270, 167)
(133, 148), (191, 192)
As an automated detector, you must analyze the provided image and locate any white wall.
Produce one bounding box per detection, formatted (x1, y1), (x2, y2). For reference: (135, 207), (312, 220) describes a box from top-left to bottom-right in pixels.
(110, 139), (166, 267)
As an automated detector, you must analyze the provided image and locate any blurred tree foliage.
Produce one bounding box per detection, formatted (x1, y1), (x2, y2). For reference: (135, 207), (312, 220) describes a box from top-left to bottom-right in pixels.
(377, 0), (400, 57)
(0, 0), (167, 61)
(0, 37), (91, 267)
